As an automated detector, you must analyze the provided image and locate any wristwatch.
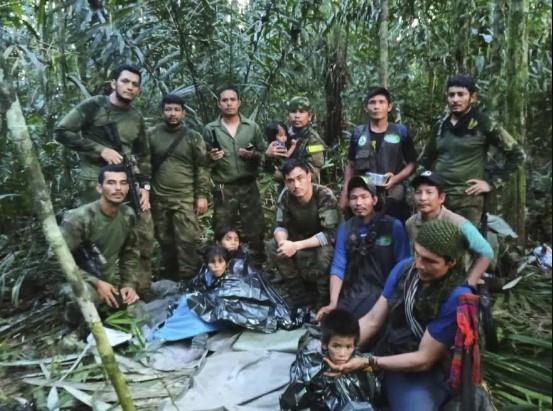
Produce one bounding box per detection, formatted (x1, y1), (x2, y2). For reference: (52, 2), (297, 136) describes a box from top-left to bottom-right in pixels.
(142, 184), (151, 191)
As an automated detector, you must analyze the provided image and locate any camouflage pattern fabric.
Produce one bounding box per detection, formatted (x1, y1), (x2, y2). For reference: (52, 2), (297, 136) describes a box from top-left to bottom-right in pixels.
(212, 180), (266, 265)
(59, 200), (139, 289)
(78, 182), (154, 292)
(288, 126), (326, 184)
(151, 199), (201, 280)
(444, 193), (485, 228)
(266, 239), (332, 309)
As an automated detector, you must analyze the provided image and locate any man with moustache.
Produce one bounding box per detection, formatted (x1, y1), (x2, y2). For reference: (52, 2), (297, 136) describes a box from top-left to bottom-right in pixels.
(317, 175), (409, 321)
(266, 159), (339, 308)
(148, 94), (210, 279)
(406, 170), (494, 286)
(55, 64), (154, 293)
(60, 164), (140, 311)
(420, 74), (525, 226)
(203, 85), (267, 266)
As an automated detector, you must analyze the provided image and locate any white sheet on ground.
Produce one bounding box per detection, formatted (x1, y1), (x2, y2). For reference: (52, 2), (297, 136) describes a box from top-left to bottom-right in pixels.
(160, 350), (295, 411)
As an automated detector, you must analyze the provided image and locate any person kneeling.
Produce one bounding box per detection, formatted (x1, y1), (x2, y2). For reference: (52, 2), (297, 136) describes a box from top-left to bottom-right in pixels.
(60, 164), (141, 322)
(326, 220), (473, 410)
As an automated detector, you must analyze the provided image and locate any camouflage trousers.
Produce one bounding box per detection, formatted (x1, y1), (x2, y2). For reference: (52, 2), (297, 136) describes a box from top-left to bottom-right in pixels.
(213, 180), (266, 265)
(445, 192), (485, 228)
(78, 178), (154, 292)
(265, 239), (332, 309)
(151, 198), (201, 280)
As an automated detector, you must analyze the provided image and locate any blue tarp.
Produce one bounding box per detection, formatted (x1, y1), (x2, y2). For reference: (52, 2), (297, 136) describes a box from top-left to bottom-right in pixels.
(152, 294), (220, 342)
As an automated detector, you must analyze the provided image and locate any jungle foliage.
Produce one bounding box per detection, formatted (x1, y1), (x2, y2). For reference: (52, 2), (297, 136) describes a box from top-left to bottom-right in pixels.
(0, 0), (551, 409)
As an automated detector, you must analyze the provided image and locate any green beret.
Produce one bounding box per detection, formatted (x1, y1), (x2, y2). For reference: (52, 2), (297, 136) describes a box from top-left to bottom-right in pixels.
(415, 220), (466, 261)
(287, 96), (312, 112)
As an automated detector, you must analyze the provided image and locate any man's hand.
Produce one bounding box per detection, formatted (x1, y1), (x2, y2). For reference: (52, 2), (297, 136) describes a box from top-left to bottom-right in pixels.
(316, 302), (337, 322)
(323, 355), (369, 376)
(338, 191), (349, 212)
(96, 280), (120, 308)
(277, 240), (298, 258)
(195, 197), (208, 215)
(210, 148), (224, 161)
(120, 287), (140, 305)
(139, 188), (151, 211)
(100, 148), (123, 164)
(238, 147), (256, 160)
(265, 141), (288, 158)
(382, 172), (397, 190)
(465, 179), (491, 196)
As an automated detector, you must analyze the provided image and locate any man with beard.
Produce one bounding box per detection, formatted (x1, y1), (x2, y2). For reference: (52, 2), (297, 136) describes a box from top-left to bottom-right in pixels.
(317, 175), (409, 321)
(266, 159), (339, 308)
(148, 94), (210, 279)
(55, 64), (154, 294)
(325, 220), (473, 410)
(420, 74), (525, 226)
(265, 97), (326, 183)
(60, 165), (140, 311)
(203, 85), (267, 266)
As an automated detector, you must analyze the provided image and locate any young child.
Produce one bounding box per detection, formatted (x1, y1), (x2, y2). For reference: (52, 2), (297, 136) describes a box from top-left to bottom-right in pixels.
(202, 245), (230, 286)
(265, 121), (297, 181)
(280, 308), (379, 410)
(214, 225), (250, 275)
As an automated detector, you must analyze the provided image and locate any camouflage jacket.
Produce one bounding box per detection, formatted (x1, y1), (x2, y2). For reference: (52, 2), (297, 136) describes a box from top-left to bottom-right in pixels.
(288, 125), (326, 183)
(148, 123), (210, 203)
(420, 108), (525, 196)
(60, 200), (139, 289)
(275, 184), (339, 244)
(55, 95), (150, 183)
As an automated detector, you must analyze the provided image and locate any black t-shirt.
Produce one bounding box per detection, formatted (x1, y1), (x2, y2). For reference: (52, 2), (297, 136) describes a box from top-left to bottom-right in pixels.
(347, 124), (417, 164)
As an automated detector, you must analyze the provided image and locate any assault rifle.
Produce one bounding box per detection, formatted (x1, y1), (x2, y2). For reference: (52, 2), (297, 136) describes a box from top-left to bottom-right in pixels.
(73, 241), (107, 279)
(103, 123), (142, 214)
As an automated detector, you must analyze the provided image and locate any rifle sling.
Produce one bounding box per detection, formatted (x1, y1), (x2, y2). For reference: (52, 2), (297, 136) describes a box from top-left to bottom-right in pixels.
(153, 132), (186, 173)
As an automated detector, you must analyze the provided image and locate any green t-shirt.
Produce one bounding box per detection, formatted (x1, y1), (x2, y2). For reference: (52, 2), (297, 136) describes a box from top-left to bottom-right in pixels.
(148, 123), (210, 202)
(60, 200), (139, 288)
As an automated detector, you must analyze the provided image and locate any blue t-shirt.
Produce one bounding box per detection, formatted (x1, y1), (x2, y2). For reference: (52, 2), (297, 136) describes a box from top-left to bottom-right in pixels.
(382, 258), (471, 347)
(330, 218), (410, 280)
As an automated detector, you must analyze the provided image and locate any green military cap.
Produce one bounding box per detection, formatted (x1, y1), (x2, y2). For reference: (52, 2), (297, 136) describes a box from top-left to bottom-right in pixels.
(287, 96), (312, 112)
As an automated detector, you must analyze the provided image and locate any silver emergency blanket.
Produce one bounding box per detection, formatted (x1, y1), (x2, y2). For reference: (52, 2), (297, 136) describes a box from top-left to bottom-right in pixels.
(186, 264), (304, 333)
(280, 328), (380, 411)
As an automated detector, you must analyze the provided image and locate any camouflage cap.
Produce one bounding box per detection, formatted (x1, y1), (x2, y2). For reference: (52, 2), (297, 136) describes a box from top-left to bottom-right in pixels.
(287, 96), (312, 112)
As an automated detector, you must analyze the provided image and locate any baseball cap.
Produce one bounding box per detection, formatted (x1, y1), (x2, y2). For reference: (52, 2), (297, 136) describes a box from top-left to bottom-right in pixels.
(411, 170), (445, 189)
(287, 96), (312, 112)
(348, 175), (377, 196)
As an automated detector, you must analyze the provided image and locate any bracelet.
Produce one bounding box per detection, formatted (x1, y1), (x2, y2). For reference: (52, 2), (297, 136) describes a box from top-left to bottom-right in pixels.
(362, 354), (375, 372)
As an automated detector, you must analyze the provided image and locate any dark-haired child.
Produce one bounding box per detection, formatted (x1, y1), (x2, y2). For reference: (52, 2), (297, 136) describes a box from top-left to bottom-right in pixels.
(264, 121), (297, 182)
(280, 308), (379, 410)
(214, 225), (252, 275)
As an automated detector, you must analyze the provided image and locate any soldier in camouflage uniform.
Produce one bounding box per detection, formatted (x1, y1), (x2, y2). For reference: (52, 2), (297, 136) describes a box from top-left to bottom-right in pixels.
(420, 74), (525, 226)
(55, 64), (154, 293)
(60, 165), (140, 311)
(265, 97), (326, 183)
(266, 159), (339, 308)
(148, 94), (210, 280)
(203, 85), (267, 266)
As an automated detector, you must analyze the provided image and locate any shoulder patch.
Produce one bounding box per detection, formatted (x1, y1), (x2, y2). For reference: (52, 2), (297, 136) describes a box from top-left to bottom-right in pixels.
(306, 144), (325, 154)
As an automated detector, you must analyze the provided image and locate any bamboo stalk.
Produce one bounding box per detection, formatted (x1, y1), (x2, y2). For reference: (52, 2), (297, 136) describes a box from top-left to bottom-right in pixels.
(0, 67), (136, 411)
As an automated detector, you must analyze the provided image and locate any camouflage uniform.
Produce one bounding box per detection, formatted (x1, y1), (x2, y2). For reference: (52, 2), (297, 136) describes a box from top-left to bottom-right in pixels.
(59, 200), (139, 308)
(287, 97), (327, 183)
(148, 123), (210, 280)
(55, 95), (154, 291)
(266, 184), (339, 308)
(421, 109), (525, 226)
(204, 114), (267, 265)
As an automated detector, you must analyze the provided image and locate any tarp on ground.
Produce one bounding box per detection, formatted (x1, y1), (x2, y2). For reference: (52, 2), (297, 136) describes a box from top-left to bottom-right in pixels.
(160, 350), (295, 411)
(232, 327), (308, 353)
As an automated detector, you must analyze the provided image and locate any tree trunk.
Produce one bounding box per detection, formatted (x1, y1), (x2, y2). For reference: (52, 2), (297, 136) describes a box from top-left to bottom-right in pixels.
(378, 0), (389, 88)
(324, 26), (348, 146)
(503, 0), (528, 243)
(0, 68), (136, 411)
